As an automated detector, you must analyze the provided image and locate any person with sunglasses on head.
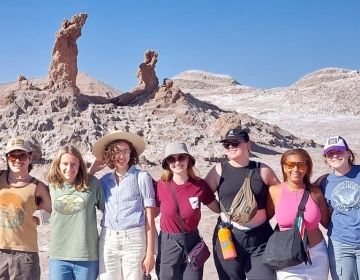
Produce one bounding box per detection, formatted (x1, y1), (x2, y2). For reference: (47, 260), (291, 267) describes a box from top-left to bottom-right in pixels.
(155, 142), (220, 280)
(267, 148), (330, 279)
(314, 136), (360, 280)
(0, 137), (51, 280)
(89, 131), (156, 280)
(46, 145), (105, 280)
(205, 126), (280, 280)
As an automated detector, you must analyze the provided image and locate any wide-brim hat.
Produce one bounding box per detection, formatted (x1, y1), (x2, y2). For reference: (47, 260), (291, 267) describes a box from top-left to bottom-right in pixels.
(161, 142), (196, 169)
(93, 131), (145, 160)
(5, 138), (32, 154)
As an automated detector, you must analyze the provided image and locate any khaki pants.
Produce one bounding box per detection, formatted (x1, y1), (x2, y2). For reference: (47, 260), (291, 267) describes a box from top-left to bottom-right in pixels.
(0, 249), (40, 280)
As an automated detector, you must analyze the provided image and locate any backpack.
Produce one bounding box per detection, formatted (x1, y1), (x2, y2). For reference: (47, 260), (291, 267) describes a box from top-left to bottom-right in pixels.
(220, 162), (259, 224)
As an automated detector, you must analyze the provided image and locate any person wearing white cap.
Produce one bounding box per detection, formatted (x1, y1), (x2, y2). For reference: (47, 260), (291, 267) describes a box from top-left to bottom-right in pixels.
(90, 131), (156, 280)
(155, 142), (219, 280)
(315, 136), (360, 280)
(0, 137), (51, 280)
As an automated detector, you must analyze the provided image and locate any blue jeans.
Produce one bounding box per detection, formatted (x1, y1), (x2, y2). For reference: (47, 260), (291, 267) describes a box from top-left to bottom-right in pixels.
(49, 259), (99, 280)
(328, 239), (360, 280)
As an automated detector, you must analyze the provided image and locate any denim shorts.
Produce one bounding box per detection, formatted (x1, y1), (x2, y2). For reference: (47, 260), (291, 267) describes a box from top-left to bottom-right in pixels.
(49, 259), (99, 280)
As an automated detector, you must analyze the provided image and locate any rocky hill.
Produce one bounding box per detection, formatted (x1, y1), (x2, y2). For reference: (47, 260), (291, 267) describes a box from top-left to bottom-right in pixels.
(173, 67), (360, 151)
(0, 76), (316, 169)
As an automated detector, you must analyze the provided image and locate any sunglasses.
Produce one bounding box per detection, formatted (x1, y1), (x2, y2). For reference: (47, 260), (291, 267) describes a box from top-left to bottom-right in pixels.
(7, 153), (29, 162)
(222, 141), (243, 149)
(284, 161), (307, 170)
(166, 154), (188, 164)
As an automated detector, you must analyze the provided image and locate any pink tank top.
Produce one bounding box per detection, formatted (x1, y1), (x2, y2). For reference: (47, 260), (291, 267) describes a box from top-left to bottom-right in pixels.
(275, 183), (321, 231)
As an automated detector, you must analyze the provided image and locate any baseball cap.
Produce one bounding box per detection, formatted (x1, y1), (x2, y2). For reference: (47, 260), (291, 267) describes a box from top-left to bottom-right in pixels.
(323, 136), (349, 155)
(5, 138), (32, 154)
(220, 127), (250, 143)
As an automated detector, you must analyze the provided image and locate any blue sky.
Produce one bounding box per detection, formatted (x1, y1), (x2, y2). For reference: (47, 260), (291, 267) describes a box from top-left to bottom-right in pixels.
(1, 1), (359, 91)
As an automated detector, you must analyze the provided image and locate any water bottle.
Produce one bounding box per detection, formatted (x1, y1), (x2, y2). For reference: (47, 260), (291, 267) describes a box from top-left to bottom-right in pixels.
(218, 223), (237, 260)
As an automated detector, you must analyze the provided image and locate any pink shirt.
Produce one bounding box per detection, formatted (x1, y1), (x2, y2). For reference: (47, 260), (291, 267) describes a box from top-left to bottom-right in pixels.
(275, 183), (321, 231)
(156, 178), (215, 233)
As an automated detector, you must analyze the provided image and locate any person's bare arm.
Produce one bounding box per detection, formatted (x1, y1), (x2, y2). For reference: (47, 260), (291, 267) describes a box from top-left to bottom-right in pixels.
(310, 187), (330, 229)
(266, 184), (281, 220)
(205, 199), (220, 213)
(143, 207), (156, 275)
(260, 163), (280, 186)
(205, 164), (221, 193)
(36, 182), (52, 213)
(89, 159), (107, 175)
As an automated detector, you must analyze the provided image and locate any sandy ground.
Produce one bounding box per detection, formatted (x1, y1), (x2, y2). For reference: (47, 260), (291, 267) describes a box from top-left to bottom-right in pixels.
(35, 151), (333, 279)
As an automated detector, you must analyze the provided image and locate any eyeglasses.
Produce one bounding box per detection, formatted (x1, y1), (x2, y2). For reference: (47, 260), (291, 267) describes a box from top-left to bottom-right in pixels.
(325, 150), (346, 158)
(114, 149), (130, 155)
(222, 141), (243, 149)
(284, 161), (307, 170)
(7, 153), (29, 162)
(166, 154), (188, 164)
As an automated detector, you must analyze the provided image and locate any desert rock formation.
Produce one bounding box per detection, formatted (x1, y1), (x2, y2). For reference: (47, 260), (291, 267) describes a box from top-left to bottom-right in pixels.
(112, 50), (159, 106)
(46, 13), (88, 94)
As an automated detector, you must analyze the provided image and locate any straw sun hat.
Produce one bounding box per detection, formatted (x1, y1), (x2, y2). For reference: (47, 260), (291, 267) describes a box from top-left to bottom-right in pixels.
(92, 131), (145, 160)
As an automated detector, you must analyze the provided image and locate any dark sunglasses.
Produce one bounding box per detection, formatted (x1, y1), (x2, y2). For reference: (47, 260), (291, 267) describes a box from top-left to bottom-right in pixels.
(166, 154), (188, 164)
(7, 153), (29, 162)
(222, 141), (243, 149)
(284, 161), (306, 170)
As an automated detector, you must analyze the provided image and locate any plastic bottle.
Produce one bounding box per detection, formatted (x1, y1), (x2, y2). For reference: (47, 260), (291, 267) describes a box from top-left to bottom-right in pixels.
(218, 223), (237, 260)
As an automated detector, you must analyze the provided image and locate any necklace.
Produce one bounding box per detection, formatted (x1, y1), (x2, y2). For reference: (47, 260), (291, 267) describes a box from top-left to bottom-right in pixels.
(6, 172), (33, 186)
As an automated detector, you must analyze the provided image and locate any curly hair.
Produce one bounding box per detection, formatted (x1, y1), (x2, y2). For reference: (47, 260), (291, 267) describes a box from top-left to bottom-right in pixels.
(103, 140), (139, 169)
(46, 145), (89, 192)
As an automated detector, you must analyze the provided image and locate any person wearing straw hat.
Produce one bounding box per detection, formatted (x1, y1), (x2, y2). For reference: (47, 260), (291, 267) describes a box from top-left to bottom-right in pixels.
(0, 137), (51, 280)
(155, 142), (220, 280)
(90, 130), (156, 280)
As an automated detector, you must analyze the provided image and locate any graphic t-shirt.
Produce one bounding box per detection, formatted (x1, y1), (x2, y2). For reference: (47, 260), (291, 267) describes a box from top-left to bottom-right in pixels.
(156, 178), (215, 233)
(321, 165), (360, 245)
(0, 171), (38, 252)
(49, 175), (105, 261)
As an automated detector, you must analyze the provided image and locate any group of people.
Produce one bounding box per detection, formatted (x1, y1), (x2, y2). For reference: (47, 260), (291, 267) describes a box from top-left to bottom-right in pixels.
(0, 127), (358, 280)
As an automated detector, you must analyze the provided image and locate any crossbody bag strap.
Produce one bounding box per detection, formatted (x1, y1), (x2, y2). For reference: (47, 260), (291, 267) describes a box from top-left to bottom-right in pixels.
(219, 162), (258, 217)
(169, 182), (189, 254)
(295, 189), (312, 265)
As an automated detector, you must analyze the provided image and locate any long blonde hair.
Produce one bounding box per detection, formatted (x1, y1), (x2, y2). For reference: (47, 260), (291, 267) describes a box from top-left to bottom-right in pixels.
(160, 157), (199, 182)
(46, 145), (89, 192)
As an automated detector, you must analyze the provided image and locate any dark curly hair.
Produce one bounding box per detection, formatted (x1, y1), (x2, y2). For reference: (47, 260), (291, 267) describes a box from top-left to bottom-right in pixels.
(103, 140), (139, 169)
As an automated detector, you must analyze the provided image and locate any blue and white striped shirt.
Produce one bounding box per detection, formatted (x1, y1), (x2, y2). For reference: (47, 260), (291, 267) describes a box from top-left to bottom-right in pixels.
(100, 165), (156, 230)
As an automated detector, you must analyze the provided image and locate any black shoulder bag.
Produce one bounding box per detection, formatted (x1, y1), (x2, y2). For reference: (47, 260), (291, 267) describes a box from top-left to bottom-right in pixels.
(169, 183), (210, 271)
(262, 190), (312, 270)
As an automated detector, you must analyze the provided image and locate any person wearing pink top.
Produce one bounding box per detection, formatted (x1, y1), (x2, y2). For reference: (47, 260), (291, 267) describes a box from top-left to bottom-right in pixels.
(267, 148), (330, 280)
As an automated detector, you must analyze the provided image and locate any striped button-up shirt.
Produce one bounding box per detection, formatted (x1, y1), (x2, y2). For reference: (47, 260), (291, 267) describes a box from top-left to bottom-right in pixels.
(100, 165), (156, 230)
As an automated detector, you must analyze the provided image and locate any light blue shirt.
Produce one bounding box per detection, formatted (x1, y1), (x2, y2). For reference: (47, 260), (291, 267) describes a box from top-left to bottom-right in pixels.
(321, 165), (360, 245)
(100, 165), (156, 230)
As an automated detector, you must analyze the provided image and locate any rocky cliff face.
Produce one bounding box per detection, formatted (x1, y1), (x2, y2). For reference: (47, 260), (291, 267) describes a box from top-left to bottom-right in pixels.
(173, 67), (360, 151)
(0, 76), (315, 169)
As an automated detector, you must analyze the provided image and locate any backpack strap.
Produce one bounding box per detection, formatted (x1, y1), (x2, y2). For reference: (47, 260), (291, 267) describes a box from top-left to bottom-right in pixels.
(219, 161), (259, 215)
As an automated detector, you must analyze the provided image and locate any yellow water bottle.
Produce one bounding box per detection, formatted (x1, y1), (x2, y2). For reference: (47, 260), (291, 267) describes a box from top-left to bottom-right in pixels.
(218, 223), (237, 260)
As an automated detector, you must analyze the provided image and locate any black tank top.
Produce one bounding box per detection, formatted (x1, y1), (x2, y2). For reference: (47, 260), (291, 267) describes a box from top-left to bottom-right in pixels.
(218, 160), (268, 210)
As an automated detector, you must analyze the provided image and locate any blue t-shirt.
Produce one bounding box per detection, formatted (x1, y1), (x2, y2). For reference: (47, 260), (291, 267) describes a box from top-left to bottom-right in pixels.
(321, 165), (360, 245)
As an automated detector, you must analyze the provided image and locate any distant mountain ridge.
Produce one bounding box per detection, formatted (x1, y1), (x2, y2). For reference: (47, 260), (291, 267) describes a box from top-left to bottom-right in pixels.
(173, 67), (360, 151)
